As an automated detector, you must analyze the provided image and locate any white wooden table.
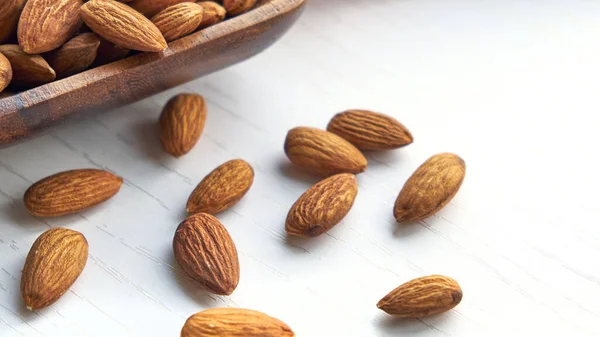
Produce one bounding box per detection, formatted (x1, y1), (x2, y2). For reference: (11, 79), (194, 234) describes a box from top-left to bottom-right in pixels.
(2, 1), (600, 336)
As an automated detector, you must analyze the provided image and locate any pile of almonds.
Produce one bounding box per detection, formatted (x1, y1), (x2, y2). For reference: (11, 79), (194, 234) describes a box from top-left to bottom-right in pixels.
(16, 91), (467, 335)
(0, 0), (256, 94)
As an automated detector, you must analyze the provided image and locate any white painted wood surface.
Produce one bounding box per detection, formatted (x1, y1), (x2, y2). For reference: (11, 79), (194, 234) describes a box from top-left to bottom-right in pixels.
(2, 0), (600, 336)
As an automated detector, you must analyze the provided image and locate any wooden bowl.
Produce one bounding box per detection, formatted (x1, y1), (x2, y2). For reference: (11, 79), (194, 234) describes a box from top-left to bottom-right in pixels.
(0, 0), (305, 148)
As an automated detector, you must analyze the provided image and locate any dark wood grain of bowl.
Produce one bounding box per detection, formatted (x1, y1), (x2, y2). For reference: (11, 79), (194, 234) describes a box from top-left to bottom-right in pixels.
(0, 0), (305, 148)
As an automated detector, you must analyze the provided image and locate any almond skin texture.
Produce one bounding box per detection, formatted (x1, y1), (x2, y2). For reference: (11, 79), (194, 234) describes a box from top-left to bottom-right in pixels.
(24, 169), (124, 217)
(151, 2), (204, 42)
(284, 127), (367, 176)
(181, 308), (295, 337)
(0, 0), (27, 44)
(173, 213), (240, 295)
(286, 173), (358, 237)
(21, 228), (88, 310)
(327, 110), (413, 150)
(394, 153), (465, 223)
(81, 0), (168, 52)
(18, 0), (84, 54)
(197, 1), (226, 28)
(129, 0), (194, 17)
(0, 53), (12, 92)
(46, 33), (101, 78)
(0, 45), (56, 87)
(187, 159), (254, 215)
(223, 0), (257, 16)
(377, 275), (463, 318)
(159, 93), (207, 157)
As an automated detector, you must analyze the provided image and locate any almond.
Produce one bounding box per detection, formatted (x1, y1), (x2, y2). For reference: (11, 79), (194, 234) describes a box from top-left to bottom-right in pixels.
(0, 53), (12, 92)
(187, 159), (254, 215)
(173, 213), (240, 295)
(197, 1), (226, 28)
(327, 110), (413, 150)
(0, 0), (27, 44)
(377, 275), (463, 318)
(81, 0), (168, 52)
(284, 127), (368, 176)
(21, 228), (88, 310)
(46, 33), (101, 79)
(0, 45), (56, 87)
(18, 0), (83, 54)
(223, 0), (257, 16)
(151, 2), (204, 42)
(394, 153), (465, 223)
(159, 93), (207, 157)
(129, 0), (194, 17)
(24, 169), (124, 217)
(93, 39), (130, 66)
(181, 308), (294, 337)
(286, 173), (357, 237)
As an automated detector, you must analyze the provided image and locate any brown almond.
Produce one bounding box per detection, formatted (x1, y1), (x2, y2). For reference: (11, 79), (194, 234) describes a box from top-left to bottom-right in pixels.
(46, 33), (101, 79)
(173, 213), (240, 295)
(197, 1), (226, 28)
(377, 275), (463, 318)
(394, 153), (465, 223)
(187, 159), (254, 215)
(152, 3), (204, 42)
(21, 228), (88, 310)
(18, 0), (83, 54)
(284, 127), (367, 176)
(327, 109), (413, 150)
(0, 53), (12, 92)
(286, 173), (358, 237)
(93, 39), (130, 66)
(0, 0), (27, 44)
(24, 169), (124, 217)
(0, 45), (56, 87)
(81, 0), (168, 52)
(159, 93), (207, 157)
(223, 0), (257, 16)
(129, 0), (194, 17)
(181, 308), (294, 337)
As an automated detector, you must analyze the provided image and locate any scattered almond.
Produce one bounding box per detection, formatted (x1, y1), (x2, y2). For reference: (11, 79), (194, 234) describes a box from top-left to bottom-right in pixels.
(0, 53), (12, 92)
(81, 0), (168, 52)
(377, 275), (463, 318)
(187, 159), (254, 215)
(45, 33), (101, 79)
(394, 153), (465, 223)
(181, 308), (295, 337)
(173, 213), (240, 295)
(24, 169), (124, 217)
(286, 173), (357, 237)
(152, 2), (204, 42)
(284, 127), (368, 176)
(0, 0), (27, 44)
(0, 45), (55, 87)
(197, 1), (226, 28)
(129, 0), (194, 17)
(159, 93), (207, 157)
(223, 0), (257, 16)
(93, 39), (130, 66)
(327, 109), (413, 150)
(21, 228), (88, 310)
(18, 0), (83, 54)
